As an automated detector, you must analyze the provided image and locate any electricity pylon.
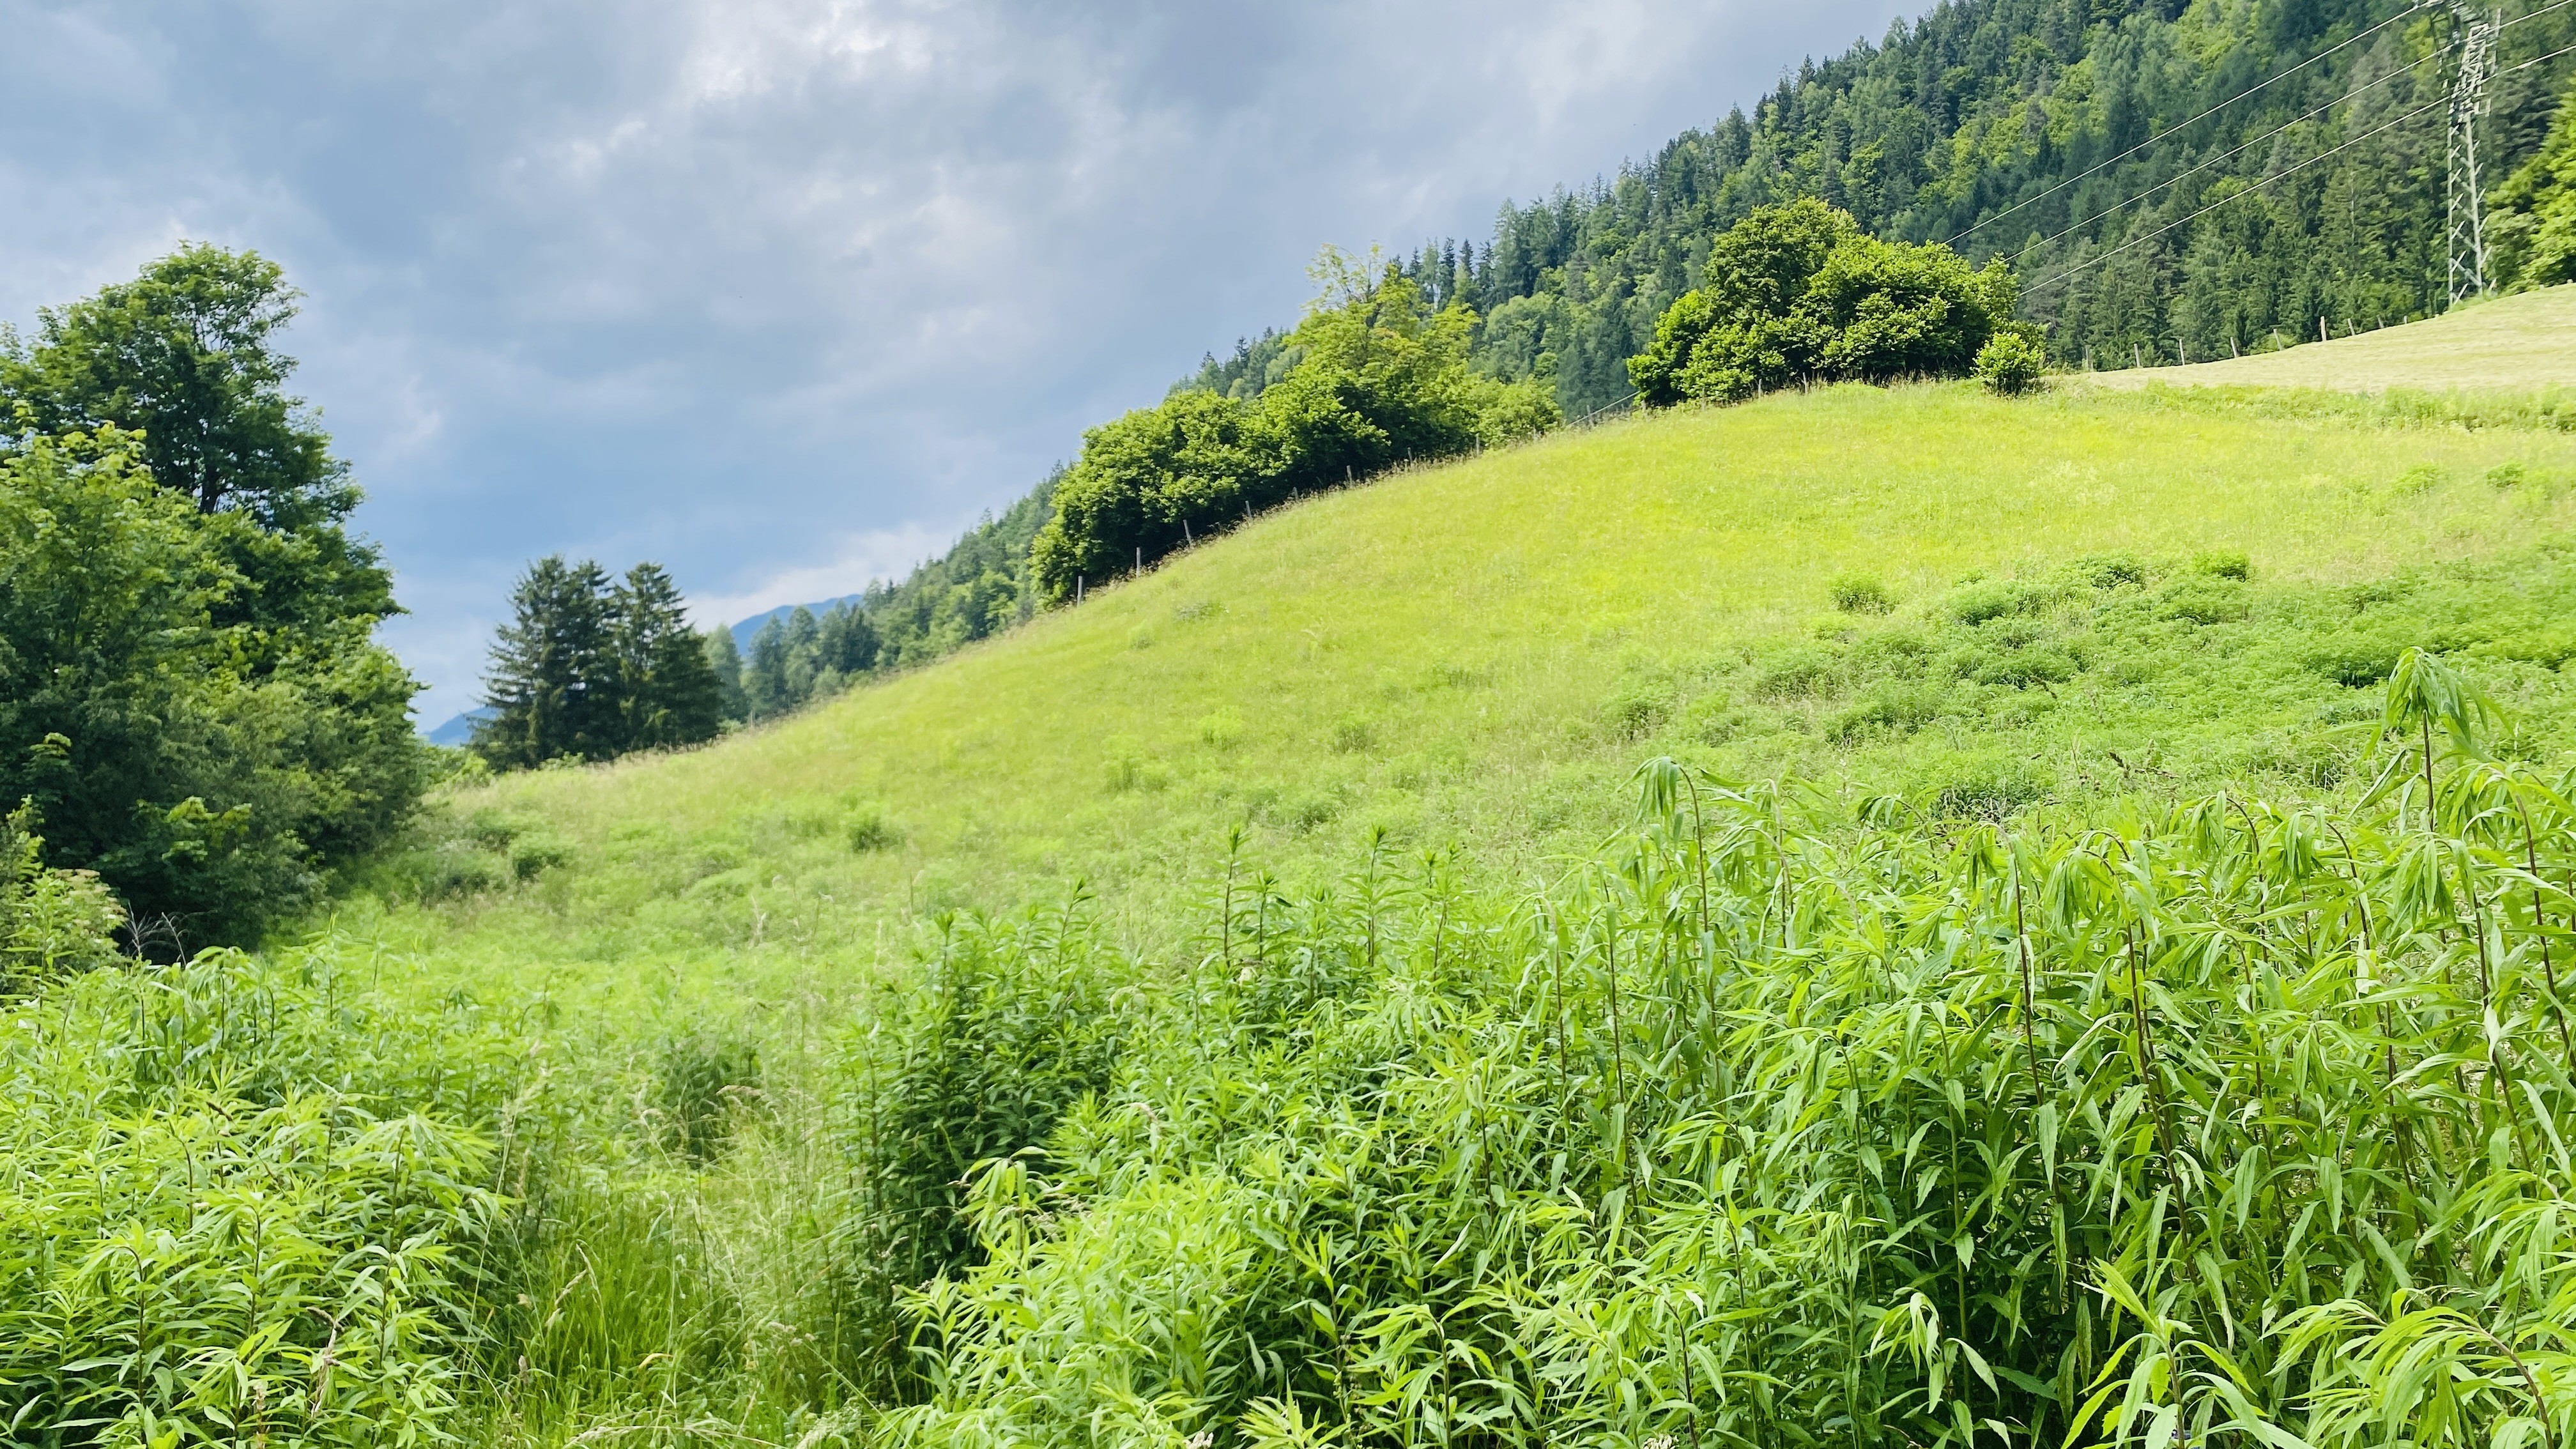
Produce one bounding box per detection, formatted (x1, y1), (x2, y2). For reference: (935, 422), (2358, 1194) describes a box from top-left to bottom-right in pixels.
(2447, 2), (2499, 303)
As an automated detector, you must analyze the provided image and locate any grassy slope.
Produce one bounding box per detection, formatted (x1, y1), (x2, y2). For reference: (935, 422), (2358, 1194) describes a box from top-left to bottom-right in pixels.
(2092, 282), (2576, 391)
(295, 337), (2576, 1449)
(420, 378), (2576, 995)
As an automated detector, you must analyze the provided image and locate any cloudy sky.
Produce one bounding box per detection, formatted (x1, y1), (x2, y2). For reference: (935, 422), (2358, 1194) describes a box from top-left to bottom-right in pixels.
(1, 0), (1914, 724)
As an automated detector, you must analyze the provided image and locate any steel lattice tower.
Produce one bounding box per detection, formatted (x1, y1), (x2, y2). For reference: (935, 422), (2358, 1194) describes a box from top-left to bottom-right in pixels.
(2448, 3), (2500, 303)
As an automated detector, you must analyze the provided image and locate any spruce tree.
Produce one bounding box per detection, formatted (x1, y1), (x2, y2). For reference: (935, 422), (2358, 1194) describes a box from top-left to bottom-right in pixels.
(817, 602), (880, 678)
(703, 625), (747, 724)
(781, 606), (822, 705)
(474, 556), (615, 768)
(610, 564), (723, 751)
(743, 617), (793, 720)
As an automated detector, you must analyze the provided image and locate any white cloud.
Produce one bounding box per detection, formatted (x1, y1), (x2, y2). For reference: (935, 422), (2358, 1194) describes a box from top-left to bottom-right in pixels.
(687, 519), (962, 626)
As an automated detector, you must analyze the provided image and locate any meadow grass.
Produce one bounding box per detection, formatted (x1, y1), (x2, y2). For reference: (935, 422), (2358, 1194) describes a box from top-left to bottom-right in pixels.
(27, 374), (2576, 1448)
(434, 378), (2576, 963)
(2090, 282), (2576, 392)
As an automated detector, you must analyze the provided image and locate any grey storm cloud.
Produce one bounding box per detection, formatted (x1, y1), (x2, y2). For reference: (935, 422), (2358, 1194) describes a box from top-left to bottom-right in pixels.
(0, 0), (1917, 721)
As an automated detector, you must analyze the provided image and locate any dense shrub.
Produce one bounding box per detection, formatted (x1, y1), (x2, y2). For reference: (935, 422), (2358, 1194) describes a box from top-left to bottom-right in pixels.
(843, 906), (1130, 1288)
(1830, 571), (1894, 613)
(1973, 328), (2048, 394)
(0, 949), (514, 1448)
(1031, 257), (1559, 601)
(0, 804), (123, 991)
(880, 696), (2576, 1449)
(1628, 200), (2018, 405)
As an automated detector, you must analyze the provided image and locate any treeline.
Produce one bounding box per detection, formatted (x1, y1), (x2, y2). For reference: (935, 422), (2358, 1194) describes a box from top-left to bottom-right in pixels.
(0, 247), (424, 947)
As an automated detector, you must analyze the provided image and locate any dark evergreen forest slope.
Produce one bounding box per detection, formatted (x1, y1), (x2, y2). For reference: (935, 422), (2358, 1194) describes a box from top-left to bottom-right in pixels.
(1400, 0), (2576, 413)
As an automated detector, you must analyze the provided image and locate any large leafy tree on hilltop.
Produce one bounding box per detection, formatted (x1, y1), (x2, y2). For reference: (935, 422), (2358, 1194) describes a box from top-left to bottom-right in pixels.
(1629, 199), (2020, 404)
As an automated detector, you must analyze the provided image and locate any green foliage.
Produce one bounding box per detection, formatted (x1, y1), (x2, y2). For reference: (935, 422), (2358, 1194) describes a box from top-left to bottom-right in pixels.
(0, 949), (511, 1448)
(2494, 74), (2576, 291)
(704, 623), (748, 721)
(740, 599), (884, 721)
(1831, 571), (1895, 613)
(1629, 202), (2016, 405)
(0, 247), (423, 946)
(654, 1031), (762, 1164)
(843, 905), (1130, 1289)
(1032, 255), (1554, 601)
(475, 558), (723, 767)
(0, 433), (424, 946)
(1974, 328), (2049, 394)
(1422, 0), (2576, 410)
(871, 703), (2576, 1449)
(863, 484), (1055, 674)
(0, 244), (347, 526)
(0, 802), (123, 991)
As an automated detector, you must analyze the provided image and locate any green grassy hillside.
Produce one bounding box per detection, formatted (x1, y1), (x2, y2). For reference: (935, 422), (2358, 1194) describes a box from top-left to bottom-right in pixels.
(24, 375), (2576, 1449)
(2093, 284), (2576, 392)
(435, 379), (2576, 961)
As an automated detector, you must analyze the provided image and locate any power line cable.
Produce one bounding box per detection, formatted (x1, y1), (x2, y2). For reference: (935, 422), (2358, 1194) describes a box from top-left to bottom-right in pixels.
(2021, 0), (2576, 261)
(2008, 47), (2444, 260)
(1947, 1), (2437, 247)
(2020, 41), (2576, 300)
(1952, 0), (2576, 251)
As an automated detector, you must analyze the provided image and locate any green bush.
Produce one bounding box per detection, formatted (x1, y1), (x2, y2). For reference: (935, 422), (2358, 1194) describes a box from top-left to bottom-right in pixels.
(1752, 645), (1841, 699)
(1031, 256), (1545, 602)
(0, 436), (428, 946)
(1602, 682), (1669, 739)
(0, 804), (123, 992)
(846, 804), (902, 852)
(1946, 578), (2055, 625)
(0, 951), (513, 1448)
(843, 907), (1128, 1287)
(1972, 328), (2048, 394)
(1829, 571), (1894, 613)
(1628, 199), (2019, 406)
(2191, 548), (2253, 580)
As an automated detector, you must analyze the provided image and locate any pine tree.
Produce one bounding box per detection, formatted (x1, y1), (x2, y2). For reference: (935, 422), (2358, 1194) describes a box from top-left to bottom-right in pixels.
(817, 603), (880, 678)
(474, 556), (615, 768)
(609, 563), (723, 751)
(703, 626), (747, 724)
(781, 606), (822, 706)
(744, 617), (793, 720)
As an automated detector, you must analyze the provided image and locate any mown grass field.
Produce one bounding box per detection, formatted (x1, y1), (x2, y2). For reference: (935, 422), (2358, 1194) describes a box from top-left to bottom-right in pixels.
(2093, 282), (2576, 392)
